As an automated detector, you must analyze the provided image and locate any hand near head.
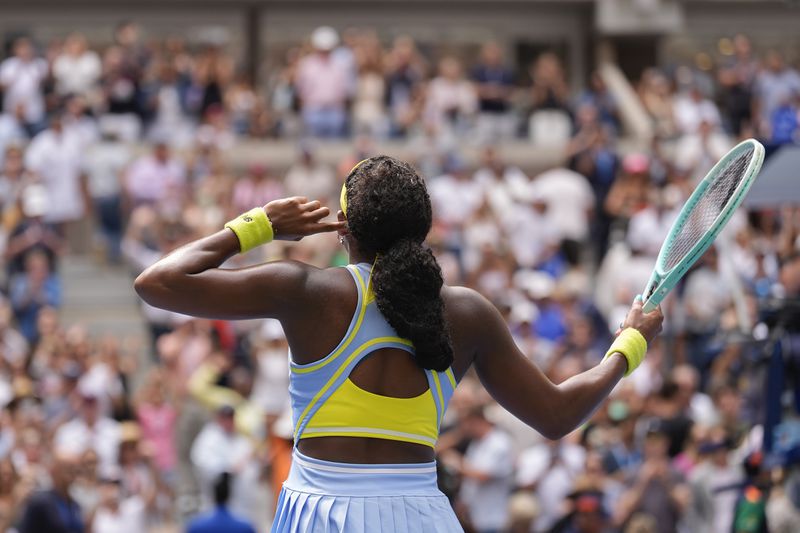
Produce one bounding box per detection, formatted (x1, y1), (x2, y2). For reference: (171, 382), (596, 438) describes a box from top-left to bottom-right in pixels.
(620, 296), (663, 344)
(265, 197), (345, 241)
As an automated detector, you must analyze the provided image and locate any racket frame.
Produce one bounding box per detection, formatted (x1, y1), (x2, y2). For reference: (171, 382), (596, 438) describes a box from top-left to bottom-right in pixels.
(641, 138), (765, 313)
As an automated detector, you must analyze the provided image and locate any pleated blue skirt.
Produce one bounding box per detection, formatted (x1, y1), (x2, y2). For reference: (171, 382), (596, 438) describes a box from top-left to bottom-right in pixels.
(271, 450), (463, 532)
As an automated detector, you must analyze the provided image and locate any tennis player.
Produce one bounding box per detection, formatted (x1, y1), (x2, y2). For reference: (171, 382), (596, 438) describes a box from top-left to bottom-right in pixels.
(135, 155), (663, 532)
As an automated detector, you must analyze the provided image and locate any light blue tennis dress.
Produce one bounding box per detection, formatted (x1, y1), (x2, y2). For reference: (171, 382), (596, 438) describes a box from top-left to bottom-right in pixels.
(272, 262), (462, 532)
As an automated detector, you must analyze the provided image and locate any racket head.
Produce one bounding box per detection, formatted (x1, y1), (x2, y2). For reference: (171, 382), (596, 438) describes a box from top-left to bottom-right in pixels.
(642, 138), (764, 313)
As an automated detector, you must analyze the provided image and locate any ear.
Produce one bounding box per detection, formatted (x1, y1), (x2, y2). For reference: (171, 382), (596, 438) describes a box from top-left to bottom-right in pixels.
(336, 210), (348, 236)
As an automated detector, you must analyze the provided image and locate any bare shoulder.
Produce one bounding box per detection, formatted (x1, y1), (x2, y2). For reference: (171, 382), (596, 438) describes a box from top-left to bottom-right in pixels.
(442, 284), (494, 318)
(441, 285), (500, 375)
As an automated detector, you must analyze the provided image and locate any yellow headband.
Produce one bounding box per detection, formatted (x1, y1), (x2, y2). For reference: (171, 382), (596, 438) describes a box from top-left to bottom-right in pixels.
(340, 158), (368, 216)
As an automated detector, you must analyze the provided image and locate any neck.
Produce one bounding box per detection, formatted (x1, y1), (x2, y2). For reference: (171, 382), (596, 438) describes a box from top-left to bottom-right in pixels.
(347, 242), (376, 265)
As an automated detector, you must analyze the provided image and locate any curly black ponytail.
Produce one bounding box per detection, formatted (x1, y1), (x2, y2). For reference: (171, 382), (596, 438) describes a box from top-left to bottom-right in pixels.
(344, 156), (454, 371)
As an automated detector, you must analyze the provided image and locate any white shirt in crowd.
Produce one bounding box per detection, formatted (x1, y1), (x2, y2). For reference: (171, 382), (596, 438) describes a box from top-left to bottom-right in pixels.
(673, 94), (722, 135)
(54, 417), (121, 473)
(459, 427), (515, 532)
(683, 266), (732, 332)
(91, 496), (146, 533)
(84, 140), (132, 199)
(627, 205), (680, 257)
(24, 128), (86, 223)
(502, 204), (559, 269)
(529, 168), (594, 242)
(429, 173), (484, 228)
(53, 51), (102, 97)
(0, 56), (47, 124)
(517, 441), (586, 531)
(424, 77), (477, 130)
(0, 114), (24, 166)
(473, 164), (530, 218)
(190, 421), (259, 522)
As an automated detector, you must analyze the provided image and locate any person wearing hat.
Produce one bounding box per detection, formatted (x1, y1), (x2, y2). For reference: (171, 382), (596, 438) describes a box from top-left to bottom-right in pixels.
(295, 26), (350, 138)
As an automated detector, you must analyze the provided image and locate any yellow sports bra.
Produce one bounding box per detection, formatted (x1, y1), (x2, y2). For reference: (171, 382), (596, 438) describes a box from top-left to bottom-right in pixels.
(288, 263), (457, 448)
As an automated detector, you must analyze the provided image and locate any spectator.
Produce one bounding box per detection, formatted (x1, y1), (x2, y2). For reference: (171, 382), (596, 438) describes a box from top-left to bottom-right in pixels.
(0, 37), (48, 136)
(230, 164), (284, 216)
(146, 59), (194, 146)
(283, 146), (335, 202)
(0, 115), (23, 170)
(295, 27), (351, 138)
(134, 368), (178, 480)
(472, 42), (516, 141)
(54, 393), (120, 474)
(424, 57), (477, 140)
(5, 183), (64, 279)
(100, 46), (142, 140)
(24, 112), (88, 230)
(638, 68), (677, 139)
(673, 85), (722, 136)
(527, 52), (572, 144)
(186, 472), (256, 533)
(579, 71), (620, 134)
(385, 36), (425, 137)
(90, 473), (146, 533)
(52, 33), (102, 98)
(9, 250), (61, 342)
(517, 438), (587, 531)
(18, 453), (84, 533)
(84, 125), (131, 263)
(717, 34), (759, 136)
(682, 247), (732, 373)
(613, 421), (689, 533)
(454, 407), (514, 533)
(189, 405), (255, 518)
(124, 140), (186, 208)
(688, 431), (744, 533)
(753, 50), (800, 138)
(352, 32), (387, 137)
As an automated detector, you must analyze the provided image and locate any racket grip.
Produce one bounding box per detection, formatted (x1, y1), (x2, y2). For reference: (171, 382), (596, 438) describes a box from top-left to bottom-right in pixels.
(641, 299), (657, 314)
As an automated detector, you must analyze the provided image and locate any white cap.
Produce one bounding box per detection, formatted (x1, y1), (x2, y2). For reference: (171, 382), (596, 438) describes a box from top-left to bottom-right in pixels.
(514, 270), (556, 300)
(311, 26), (339, 51)
(21, 185), (49, 218)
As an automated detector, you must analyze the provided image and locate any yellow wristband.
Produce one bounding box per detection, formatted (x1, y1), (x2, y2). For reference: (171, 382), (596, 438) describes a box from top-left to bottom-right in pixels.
(224, 207), (274, 253)
(603, 328), (647, 377)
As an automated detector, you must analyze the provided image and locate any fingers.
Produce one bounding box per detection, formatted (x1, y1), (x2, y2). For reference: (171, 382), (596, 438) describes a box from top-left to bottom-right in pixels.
(316, 220), (347, 233)
(301, 200), (322, 212)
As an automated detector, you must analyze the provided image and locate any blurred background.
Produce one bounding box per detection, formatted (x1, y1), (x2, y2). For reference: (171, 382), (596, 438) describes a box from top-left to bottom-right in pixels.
(0, 0), (800, 532)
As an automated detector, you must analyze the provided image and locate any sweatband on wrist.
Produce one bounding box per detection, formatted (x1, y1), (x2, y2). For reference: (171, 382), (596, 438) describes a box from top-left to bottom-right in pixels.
(224, 207), (273, 253)
(603, 328), (647, 377)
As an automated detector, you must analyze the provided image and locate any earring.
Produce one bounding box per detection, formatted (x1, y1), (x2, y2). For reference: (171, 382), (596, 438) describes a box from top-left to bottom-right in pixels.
(338, 235), (345, 245)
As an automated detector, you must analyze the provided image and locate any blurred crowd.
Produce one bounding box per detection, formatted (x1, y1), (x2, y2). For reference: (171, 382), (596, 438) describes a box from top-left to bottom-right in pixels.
(0, 20), (799, 533)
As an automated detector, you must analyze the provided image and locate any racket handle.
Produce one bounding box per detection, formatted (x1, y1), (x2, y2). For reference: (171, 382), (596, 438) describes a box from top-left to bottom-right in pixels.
(641, 298), (657, 314)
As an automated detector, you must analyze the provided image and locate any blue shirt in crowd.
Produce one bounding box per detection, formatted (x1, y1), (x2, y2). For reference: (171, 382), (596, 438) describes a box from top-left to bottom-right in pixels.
(186, 506), (256, 533)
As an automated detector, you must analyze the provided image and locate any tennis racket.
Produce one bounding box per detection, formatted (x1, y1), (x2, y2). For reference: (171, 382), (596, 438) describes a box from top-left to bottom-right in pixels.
(641, 138), (765, 313)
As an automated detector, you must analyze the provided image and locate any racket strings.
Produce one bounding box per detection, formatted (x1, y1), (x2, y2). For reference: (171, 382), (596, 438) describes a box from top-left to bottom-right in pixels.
(662, 148), (753, 271)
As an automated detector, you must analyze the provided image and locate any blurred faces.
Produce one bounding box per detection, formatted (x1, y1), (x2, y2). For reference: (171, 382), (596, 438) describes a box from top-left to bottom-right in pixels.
(50, 453), (80, 494)
(13, 38), (34, 61)
(439, 57), (462, 81)
(480, 42), (503, 67)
